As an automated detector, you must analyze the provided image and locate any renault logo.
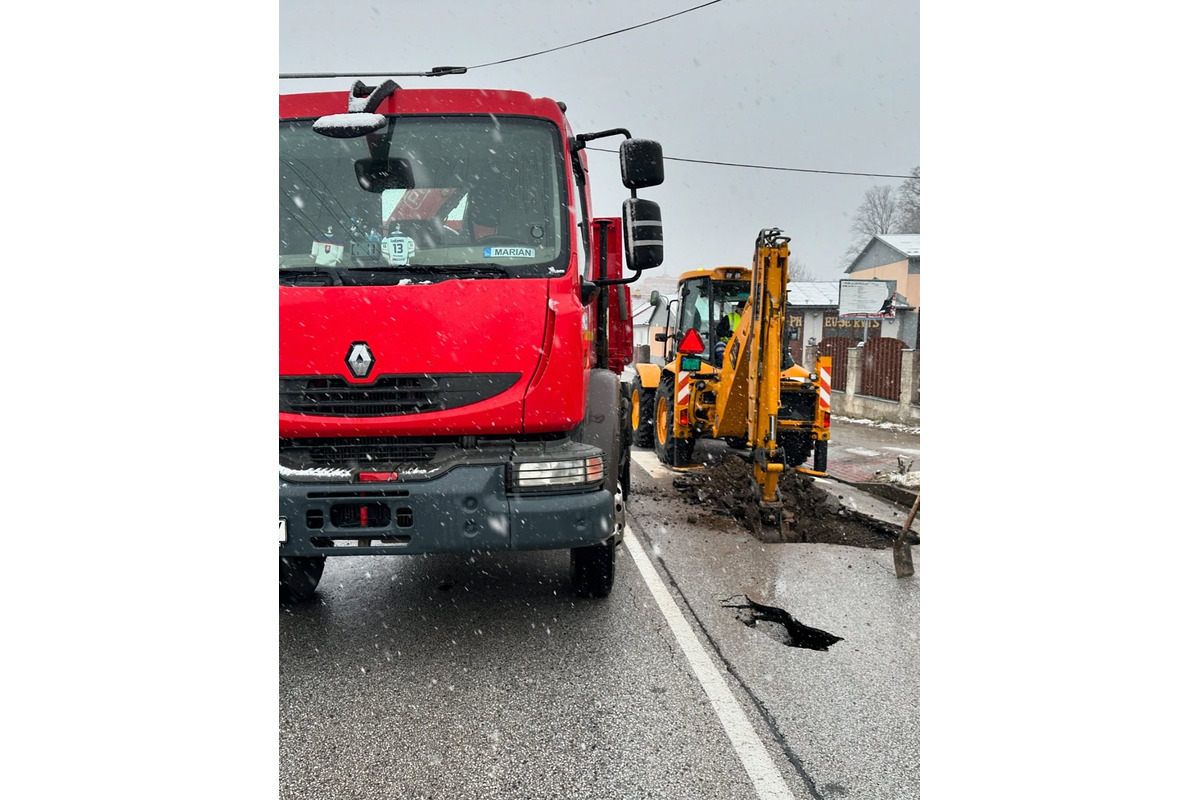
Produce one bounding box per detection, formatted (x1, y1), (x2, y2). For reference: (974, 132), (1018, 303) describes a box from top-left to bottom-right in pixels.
(346, 341), (375, 379)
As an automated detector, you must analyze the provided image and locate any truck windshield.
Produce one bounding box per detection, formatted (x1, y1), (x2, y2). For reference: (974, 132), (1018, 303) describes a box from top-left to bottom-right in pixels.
(280, 116), (568, 278)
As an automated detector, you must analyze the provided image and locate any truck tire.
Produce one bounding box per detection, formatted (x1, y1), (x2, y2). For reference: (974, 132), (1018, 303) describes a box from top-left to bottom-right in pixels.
(571, 539), (616, 598)
(576, 370), (622, 500)
(570, 370), (622, 599)
(653, 374), (694, 467)
(631, 376), (655, 449)
(279, 555), (325, 604)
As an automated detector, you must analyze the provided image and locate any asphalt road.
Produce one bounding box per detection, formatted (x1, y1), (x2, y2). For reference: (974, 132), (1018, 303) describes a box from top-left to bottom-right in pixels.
(280, 547), (789, 799)
(280, 438), (920, 800)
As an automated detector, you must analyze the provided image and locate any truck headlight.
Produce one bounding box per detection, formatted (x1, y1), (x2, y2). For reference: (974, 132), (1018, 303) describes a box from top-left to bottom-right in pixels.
(510, 456), (604, 491)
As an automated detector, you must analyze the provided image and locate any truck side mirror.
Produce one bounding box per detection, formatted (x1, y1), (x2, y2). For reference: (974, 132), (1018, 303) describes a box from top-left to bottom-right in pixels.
(622, 198), (663, 271)
(313, 113), (387, 138)
(619, 139), (664, 190)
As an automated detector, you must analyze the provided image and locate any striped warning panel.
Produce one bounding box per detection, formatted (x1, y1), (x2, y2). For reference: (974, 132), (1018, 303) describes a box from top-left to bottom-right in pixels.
(818, 364), (831, 413)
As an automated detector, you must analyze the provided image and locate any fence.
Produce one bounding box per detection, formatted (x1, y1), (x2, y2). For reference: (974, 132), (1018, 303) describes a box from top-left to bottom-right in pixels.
(808, 338), (920, 427)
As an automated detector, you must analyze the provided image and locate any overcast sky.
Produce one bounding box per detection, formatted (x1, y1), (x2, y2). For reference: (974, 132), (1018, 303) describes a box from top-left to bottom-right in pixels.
(279, 0), (918, 283)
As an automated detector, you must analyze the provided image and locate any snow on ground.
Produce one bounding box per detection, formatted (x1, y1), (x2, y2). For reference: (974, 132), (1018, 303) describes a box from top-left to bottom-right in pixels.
(832, 414), (920, 437)
(881, 471), (920, 488)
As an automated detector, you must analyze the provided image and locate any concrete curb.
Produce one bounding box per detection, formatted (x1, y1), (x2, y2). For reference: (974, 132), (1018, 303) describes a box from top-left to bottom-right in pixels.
(843, 480), (919, 507)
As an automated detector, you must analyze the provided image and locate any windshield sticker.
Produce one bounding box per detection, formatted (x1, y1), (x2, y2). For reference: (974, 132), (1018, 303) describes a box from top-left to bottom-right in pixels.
(382, 233), (416, 266)
(311, 228), (345, 266)
(483, 247), (536, 259)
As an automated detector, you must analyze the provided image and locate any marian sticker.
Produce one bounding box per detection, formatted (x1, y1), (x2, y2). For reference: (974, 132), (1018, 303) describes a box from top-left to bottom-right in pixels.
(483, 247), (535, 258)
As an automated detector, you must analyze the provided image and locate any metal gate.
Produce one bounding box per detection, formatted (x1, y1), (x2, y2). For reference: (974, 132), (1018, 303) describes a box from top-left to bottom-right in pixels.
(816, 337), (855, 391)
(860, 337), (906, 401)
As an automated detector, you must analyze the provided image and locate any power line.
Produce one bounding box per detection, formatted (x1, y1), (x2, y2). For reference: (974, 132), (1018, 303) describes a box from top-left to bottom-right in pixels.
(279, 0), (915, 182)
(588, 147), (917, 180)
(467, 0), (726, 70)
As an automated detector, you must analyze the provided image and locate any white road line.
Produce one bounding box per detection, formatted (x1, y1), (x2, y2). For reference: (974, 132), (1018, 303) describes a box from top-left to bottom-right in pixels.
(631, 449), (671, 479)
(623, 528), (796, 800)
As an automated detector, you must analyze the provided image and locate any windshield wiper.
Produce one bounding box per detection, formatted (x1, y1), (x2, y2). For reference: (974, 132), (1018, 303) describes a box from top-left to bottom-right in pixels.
(346, 264), (509, 279)
(279, 264), (511, 287)
(420, 265), (510, 277)
(279, 266), (344, 286)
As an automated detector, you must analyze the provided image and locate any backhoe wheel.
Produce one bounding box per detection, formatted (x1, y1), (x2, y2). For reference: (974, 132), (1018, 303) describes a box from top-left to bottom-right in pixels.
(780, 432), (814, 469)
(571, 539), (616, 598)
(653, 374), (695, 467)
(279, 555), (326, 604)
(813, 439), (828, 473)
(631, 377), (655, 449)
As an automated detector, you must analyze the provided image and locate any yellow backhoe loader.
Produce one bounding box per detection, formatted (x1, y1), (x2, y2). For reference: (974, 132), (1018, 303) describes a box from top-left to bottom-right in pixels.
(629, 228), (832, 537)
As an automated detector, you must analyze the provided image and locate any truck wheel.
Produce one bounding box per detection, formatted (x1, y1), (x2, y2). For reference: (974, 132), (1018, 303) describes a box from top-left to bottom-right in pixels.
(571, 370), (623, 599)
(571, 539), (615, 598)
(653, 374), (695, 467)
(277, 561), (324, 604)
(279, 555), (325, 604)
(631, 377), (655, 449)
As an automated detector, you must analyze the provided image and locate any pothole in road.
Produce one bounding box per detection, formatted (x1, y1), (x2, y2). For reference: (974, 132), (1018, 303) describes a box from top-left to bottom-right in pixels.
(722, 595), (843, 651)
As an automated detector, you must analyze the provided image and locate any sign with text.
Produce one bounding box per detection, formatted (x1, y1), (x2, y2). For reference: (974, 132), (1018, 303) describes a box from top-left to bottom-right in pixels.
(838, 279), (896, 319)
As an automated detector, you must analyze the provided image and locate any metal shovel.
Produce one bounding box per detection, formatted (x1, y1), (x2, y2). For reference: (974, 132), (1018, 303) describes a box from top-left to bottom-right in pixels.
(893, 491), (920, 578)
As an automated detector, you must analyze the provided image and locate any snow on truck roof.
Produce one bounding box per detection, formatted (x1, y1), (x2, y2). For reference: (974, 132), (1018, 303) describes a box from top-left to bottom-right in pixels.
(279, 88), (566, 120)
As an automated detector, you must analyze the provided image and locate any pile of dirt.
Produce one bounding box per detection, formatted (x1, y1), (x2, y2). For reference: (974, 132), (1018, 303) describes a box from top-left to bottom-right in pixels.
(670, 455), (901, 548)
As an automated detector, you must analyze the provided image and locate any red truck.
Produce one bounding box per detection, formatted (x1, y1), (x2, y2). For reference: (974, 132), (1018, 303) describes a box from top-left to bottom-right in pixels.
(279, 77), (664, 603)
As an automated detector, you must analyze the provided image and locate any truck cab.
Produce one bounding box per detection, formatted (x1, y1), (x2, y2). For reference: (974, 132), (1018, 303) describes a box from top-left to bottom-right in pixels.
(278, 81), (663, 602)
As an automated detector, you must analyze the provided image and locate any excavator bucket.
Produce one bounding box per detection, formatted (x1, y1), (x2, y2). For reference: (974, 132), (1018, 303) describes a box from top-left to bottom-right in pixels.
(747, 459), (788, 542)
(747, 501), (788, 543)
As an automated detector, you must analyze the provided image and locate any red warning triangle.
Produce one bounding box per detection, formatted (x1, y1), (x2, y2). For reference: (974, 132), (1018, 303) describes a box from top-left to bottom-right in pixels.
(678, 328), (705, 354)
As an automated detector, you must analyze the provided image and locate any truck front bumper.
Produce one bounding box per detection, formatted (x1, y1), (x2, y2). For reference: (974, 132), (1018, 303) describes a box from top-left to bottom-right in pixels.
(279, 464), (616, 557)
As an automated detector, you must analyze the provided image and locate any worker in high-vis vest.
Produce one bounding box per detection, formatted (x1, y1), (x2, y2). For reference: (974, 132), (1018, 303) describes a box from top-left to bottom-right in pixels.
(717, 300), (746, 344)
(714, 300), (746, 365)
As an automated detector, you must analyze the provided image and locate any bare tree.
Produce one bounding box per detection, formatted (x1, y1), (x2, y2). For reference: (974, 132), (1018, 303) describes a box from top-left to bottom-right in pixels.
(841, 185), (901, 266)
(790, 261), (814, 282)
(897, 166), (920, 234)
(851, 185), (903, 240)
(841, 166), (920, 267)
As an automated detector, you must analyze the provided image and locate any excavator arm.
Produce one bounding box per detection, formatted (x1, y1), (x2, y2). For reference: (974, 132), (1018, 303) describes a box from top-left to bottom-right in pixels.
(719, 228), (791, 528)
(746, 229), (790, 520)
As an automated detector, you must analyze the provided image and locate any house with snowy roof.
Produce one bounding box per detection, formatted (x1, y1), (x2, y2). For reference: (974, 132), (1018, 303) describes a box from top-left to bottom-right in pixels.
(844, 233), (920, 309)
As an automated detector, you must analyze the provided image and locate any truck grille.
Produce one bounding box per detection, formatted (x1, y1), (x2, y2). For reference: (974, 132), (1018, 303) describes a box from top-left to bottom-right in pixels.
(279, 373), (520, 417)
(280, 437), (442, 469)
